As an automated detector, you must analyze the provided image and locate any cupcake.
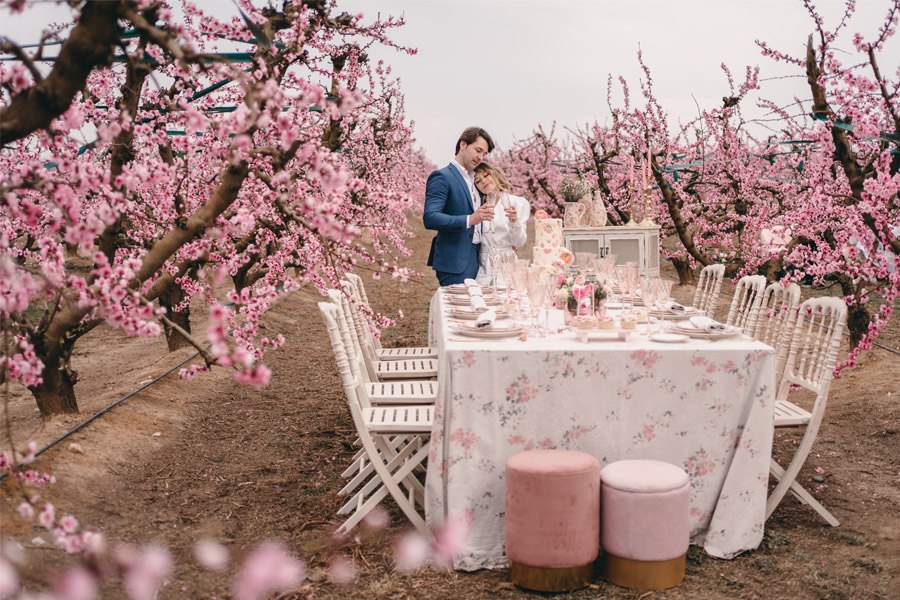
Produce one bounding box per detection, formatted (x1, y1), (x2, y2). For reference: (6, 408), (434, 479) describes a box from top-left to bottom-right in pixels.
(619, 315), (638, 330)
(596, 316), (615, 330)
(574, 315), (597, 330)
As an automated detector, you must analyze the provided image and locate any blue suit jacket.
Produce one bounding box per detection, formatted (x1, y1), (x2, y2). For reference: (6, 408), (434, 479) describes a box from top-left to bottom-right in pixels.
(423, 164), (477, 274)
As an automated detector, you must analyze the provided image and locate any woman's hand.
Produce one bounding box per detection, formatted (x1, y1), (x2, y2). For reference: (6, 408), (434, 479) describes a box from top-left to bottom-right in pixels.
(504, 206), (517, 223)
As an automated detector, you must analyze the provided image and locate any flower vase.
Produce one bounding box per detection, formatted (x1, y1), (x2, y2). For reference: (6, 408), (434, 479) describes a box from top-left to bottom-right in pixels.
(563, 308), (574, 326)
(564, 203), (586, 227)
(578, 193), (594, 224)
(589, 191), (608, 227)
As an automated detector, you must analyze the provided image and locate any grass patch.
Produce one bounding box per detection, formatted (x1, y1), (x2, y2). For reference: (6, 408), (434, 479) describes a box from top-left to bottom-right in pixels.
(752, 556), (778, 572)
(851, 557), (883, 573)
(762, 530), (791, 550)
(835, 531), (865, 546)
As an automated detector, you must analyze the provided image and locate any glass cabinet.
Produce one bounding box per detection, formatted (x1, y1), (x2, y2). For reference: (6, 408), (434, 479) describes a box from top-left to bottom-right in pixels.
(562, 226), (660, 277)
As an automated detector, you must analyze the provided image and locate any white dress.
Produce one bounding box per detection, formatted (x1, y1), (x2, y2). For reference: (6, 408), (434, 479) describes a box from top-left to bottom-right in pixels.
(475, 192), (530, 286)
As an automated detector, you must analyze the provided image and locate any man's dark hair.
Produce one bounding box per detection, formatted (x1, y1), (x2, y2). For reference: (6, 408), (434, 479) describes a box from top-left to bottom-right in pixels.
(455, 126), (495, 155)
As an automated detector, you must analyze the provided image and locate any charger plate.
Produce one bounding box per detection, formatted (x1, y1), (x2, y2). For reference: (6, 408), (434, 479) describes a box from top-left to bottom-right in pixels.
(649, 333), (689, 343)
(450, 323), (524, 339)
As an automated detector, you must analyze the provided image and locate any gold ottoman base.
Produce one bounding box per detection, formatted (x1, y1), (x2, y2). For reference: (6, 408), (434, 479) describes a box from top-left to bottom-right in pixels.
(509, 560), (594, 592)
(600, 552), (685, 590)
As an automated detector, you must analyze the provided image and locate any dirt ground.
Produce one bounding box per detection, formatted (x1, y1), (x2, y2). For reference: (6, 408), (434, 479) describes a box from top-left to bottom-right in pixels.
(1, 216), (898, 600)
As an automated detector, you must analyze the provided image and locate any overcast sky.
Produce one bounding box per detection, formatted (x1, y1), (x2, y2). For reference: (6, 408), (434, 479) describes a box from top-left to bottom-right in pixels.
(3, 0), (897, 163)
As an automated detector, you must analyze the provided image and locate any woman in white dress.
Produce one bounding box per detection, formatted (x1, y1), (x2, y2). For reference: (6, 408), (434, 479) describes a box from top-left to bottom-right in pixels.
(473, 161), (530, 286)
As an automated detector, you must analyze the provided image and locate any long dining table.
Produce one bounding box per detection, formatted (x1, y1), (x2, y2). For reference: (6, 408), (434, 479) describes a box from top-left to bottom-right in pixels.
(424, 288), (776, 571)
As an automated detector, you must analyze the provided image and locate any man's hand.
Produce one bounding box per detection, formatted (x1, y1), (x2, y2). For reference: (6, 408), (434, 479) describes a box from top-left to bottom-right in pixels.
(470, 204), (495, 225)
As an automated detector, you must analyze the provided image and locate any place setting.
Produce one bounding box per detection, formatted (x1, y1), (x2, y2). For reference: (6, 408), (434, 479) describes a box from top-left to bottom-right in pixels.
(666, 315), (742, 340)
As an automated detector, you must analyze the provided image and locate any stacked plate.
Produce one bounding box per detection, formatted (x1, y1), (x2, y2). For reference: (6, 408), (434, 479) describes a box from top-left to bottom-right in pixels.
(666, 322), (741, 340)
(447, 307), (509, 320)
(648, 306), (703, 320)
(450, 322), (524, 339)
(444, 295), (502, 307)
(443, 284), (496, 295)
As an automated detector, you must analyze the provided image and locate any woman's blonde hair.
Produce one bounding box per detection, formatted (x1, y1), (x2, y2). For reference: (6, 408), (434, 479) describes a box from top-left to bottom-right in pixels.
(474, 161), (512, 193)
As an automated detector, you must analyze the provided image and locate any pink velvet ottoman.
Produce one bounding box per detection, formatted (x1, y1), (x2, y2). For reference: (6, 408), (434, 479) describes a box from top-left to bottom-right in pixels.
(599, 459), (690, 589)
(505, 449), (601, 592)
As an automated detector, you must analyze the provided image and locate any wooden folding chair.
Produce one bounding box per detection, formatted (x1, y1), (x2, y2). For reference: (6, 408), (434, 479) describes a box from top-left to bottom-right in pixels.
(767, 297), (847, 527)
(318, 302), (431, 534)
(725, 275), (767, 332)
(344, 272), (438, 360)
(329, 288), (438, 383)
(751, 281), (801, 383)
(692, 264), (725, 316)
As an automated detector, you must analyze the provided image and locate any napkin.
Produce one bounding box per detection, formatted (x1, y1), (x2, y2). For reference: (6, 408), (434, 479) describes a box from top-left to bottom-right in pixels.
(467, 286), (483, 297)
(474, 309), (496, 329)
(689, 315), (728, 332)
(470, 295), (489, 313)
(663, 301), (686, 313)
(463, 278), (479, 288)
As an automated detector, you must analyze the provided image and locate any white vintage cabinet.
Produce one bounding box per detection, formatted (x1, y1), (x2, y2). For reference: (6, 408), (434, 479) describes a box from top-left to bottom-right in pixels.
(562, 225), (660, 278)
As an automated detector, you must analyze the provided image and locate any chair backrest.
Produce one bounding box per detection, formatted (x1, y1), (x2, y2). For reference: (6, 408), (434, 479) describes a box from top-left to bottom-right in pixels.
(752, 281), (801, 382)
(726, 275), (768, 332)
(777, 296), (847, 403)
(692, 264), (725, 316)
(345, 273), (382, 350)
(341, 278), (377, 353)
(317, 301), (372, 411)
(326, 288), (371, 383)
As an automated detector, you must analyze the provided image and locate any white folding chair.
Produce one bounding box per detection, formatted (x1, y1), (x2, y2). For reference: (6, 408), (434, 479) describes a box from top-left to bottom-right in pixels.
(767, 297), (847, 527)
(330, 287), (438, 383)
(725, 275), (767, 332)
(318, 302), (431, 534)
(344, 272), (438, 360)
(692, 264), (725, 316)
(751, 281), (801, 383)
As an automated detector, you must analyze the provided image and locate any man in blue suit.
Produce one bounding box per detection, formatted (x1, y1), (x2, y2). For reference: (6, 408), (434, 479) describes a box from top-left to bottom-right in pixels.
(423, 126), (496, 285)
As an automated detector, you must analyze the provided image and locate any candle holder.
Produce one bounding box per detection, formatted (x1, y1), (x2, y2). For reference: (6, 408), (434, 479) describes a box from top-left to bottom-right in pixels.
(625, 182), (639, 227)
(638, 185), (657, 226)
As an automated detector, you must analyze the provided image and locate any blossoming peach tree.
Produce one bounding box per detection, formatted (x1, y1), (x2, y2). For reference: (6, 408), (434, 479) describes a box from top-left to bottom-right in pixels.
(0, 0), (428, 417)
(495, 0), (898, 366)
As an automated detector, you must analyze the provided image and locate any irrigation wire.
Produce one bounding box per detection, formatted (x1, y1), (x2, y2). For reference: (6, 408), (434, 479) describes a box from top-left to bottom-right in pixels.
(1, 285), (301, 480)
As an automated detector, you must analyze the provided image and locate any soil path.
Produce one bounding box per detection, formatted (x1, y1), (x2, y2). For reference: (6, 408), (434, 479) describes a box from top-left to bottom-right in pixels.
(2, 216), (898, 599)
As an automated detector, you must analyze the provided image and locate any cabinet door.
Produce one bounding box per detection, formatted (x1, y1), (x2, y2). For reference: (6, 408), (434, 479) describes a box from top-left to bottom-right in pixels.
(606, 235), (643, 266)
(568, 237), (603, 258)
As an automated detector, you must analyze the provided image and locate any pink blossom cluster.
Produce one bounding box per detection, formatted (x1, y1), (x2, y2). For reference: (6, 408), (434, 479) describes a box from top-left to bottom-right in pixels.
(0, 0), (432, 412)
(493, 3), (898, 368)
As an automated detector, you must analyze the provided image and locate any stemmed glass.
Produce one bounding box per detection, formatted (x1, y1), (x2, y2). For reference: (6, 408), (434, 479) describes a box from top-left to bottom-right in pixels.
(487, 249), (502, 288)
(639, 277), (659, 335)
(525, 268), (548, 333)
(654, 279), (674, 333)
(625, 263), (641, 315)
(511, 260), (530, 318)
(482, 193), (498, 234)
(575, 252), (594, 274)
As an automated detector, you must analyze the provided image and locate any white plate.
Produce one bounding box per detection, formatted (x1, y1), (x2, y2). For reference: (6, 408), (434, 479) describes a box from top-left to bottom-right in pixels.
(450, 324), (524, 339)
(649, 333), (689, 343)
(667, 325), (741, 340)
(647, 311), (694, 321)
(444, 295), (502, 306)
(447, 308), (509, 320)
(443, 284), (495, 295)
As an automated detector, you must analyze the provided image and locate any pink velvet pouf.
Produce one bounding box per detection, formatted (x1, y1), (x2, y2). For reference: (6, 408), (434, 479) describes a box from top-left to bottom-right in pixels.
(599, 459), (690, 590)
(505, 449), (601, 592)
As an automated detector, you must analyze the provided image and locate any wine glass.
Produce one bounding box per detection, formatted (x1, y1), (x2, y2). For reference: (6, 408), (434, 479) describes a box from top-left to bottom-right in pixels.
(482, 193), (498, 234)
(487, 249), (502, 288)
(525, 268), (547, 333)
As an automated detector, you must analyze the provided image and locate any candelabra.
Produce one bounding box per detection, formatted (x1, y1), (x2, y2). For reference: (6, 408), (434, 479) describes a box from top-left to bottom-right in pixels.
(638, 185), (657, 227)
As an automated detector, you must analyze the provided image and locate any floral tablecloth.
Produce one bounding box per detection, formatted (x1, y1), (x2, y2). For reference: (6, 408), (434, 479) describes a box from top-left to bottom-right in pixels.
(425, 290), (776, 571)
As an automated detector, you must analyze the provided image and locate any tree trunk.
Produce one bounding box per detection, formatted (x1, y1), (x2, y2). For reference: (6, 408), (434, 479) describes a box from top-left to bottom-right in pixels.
(846, 303), (870, 350)
(670, 257), (694, 285)
(28, 343), (79, 417)
(159, 283), (192, 351)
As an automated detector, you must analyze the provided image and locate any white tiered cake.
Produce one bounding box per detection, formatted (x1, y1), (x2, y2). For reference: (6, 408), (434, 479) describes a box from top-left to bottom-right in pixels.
(532, 218), (563, 267)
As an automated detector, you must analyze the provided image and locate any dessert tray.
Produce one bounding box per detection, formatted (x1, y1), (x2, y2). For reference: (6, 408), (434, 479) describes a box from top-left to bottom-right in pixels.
(449, 323), (524, 339)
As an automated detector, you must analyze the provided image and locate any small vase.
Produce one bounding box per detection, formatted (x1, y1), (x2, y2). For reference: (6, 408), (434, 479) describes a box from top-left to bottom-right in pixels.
(564, 203), (586, 227)
(590, 192), (608, 227)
